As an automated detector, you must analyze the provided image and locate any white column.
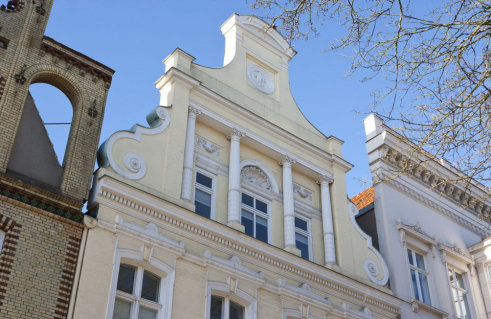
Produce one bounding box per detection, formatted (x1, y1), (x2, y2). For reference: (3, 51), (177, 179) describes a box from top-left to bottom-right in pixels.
(318, 175), (336, 265)
(181, 105), (201, 201)
(280, 155), (297, 249)
(226, 129), (245, 230)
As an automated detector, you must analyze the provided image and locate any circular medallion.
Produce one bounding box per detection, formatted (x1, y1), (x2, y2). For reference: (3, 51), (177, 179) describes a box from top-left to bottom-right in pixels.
(247, 64), (275, 94)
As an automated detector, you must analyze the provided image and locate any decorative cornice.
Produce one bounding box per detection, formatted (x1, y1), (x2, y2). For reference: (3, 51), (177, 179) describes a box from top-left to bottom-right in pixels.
(96, 183), (400, 315)
(438, 240), (473, 264)
(396, 218), (436, 245)
(341, 303), (373, 319)
(381, 146), (491, 225)
(0, 0), (24, 13)
(386, 178), (489, 238)
(277, 279), (332, 311)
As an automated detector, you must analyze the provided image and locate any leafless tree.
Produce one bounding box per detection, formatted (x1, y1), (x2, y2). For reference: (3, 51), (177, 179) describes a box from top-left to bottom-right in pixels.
(250, 0), (491, 214)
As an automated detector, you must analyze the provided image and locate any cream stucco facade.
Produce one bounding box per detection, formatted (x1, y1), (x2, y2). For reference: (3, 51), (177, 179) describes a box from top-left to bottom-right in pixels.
(70, 15), (402, 319)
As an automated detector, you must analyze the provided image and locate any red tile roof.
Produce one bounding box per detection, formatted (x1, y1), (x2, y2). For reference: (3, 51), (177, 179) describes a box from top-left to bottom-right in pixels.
(350, 187), (374, 210)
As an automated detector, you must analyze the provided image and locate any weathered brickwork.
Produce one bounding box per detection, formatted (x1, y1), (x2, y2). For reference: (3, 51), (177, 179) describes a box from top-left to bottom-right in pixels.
(0, 0), (113, 318)
(0, 194), (83, 319)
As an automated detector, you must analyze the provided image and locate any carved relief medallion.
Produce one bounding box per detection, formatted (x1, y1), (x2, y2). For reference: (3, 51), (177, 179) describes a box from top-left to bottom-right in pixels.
(247, 64), (275, 94)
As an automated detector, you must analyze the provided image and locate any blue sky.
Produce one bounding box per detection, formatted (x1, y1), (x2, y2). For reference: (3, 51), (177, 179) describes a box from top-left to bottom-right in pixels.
(33, 1), (384, 198)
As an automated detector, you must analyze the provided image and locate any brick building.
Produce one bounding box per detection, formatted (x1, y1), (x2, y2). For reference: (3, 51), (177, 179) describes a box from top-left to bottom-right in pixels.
(0, 1), (113, 318)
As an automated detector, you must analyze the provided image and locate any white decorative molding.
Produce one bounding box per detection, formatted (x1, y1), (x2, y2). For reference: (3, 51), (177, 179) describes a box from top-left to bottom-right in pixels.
(196, 136), (220, 157)
(194, 153), (229, 177)
(240, 159), (279, 194)
(204, 251), (264, 280)
(247, 64), (275, 94)
(278, 279), (332, 309)
(438, 240), (473, 265)
(348, 202), (389, 286)
(410, 300), (449, 319)
(241, 166), (272, 191)
(396, 218), (437, 258)
(293, 183), (313, 202)
(96, 182), (401, 315)
(114, 215), (184, 250)
(341, 303), (374, 319)
(294, 200), (322, 221)
(382, 146), (491, 226)
(98, 106), (171, 180)
(386, 178), (489, 238)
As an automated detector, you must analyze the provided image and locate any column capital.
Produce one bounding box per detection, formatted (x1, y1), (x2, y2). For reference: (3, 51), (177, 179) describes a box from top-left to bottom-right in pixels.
(317, 175), (334, 185)
(226, 128), (246, 141)
(279, 155), (297, 167)
(188, 105), (202, 119)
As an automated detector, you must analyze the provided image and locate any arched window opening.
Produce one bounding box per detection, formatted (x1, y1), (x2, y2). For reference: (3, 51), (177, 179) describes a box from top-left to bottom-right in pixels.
(7, 83), (73, 189)
(29, 83), (72, 165)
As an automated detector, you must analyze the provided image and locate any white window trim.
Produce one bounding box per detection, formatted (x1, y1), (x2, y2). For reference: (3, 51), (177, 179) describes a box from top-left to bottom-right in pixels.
(205, 281), (257, 319)
(448, 267), (472, 319)
(106, 250), (175, 319)
(406, 247), (433, 306)
(444, 262), (476, 319)
(294, 214), (313, 262)
(0, 231), (5, 254)
(240, 189), (272, 244)
(282, 308), (318, 319)
(193, 168), (217, 220)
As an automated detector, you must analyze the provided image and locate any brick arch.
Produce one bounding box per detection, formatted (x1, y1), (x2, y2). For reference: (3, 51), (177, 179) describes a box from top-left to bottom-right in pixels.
(7, 63), (101, 200)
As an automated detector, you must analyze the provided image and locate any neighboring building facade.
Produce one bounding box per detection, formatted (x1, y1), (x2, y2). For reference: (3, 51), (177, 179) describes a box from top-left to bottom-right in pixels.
(72, 15), (403, 319)
(0, 1), (113, 318)
(354, 114), (491, 319)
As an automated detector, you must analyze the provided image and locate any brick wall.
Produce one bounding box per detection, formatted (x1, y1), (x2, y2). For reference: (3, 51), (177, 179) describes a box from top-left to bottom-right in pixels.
(0, 196), (83, 319)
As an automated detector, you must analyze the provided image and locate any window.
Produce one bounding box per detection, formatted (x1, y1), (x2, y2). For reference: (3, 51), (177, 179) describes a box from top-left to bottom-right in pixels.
(449, 268), (472, 319)
(210, 295), (244, 319)
(241, 192), (268, 243)
(407, 248), (431, 305)
(194, 172), (215, 219)
(295, 217), (310, 260)
(113, 264), (162, 319)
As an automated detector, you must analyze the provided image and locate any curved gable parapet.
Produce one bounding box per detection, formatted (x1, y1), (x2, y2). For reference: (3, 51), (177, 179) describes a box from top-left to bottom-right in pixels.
(97, 105), (171, 180)
(347, 200), (390, 286)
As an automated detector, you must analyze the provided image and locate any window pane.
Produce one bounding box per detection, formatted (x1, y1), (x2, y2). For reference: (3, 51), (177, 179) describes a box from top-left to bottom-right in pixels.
(449, 268), (455, 283)
(242, 193), (254, 207)
(459, 291), (472, 319)
(455, 272), (465, 289)
(410, 269), (420, 301)
(113, 298), (132, 319)
(138, 306), (157, 319)
(418, 272), (431, 305)
(415, 253), (426, 271)
(230, 300), (245, 319)
(296, 233), (309, 260)
(295, 218), (308, 231)
(255, 200), (267, 214)
(141, 271), (160, 302)
(196, 173), (213, 189)
(453, 288), (463, 318)
(195, 189), (211, 219)
(210, 296), (224, 319)
(241, 210), (254, 237)
(407, 249), (414, 266)
(256, 216), (268, 243)
(117, 264), (136, 295)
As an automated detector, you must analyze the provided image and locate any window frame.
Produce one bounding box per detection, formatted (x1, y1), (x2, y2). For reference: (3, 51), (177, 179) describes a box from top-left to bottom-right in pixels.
(294, 214), (313, 262)
(205, 281), (256, 319)
(107, 251), (175, 319)
(193, 168), (217, 220)
(406, 247), (432, 306)
(240, 189), (272, 244)
(447, 267), (473, 319)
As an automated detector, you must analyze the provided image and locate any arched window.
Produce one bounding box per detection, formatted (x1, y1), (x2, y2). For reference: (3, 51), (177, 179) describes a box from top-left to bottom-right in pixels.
(29, 83), (72, 165)
(206, 282), (256, 319)
(108, 253), (175, 319)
